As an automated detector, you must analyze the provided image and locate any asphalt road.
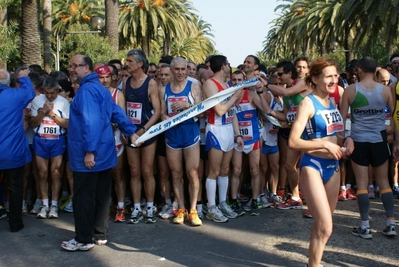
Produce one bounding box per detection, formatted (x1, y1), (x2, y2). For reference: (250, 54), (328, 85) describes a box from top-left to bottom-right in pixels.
(1, 199), (398, 267)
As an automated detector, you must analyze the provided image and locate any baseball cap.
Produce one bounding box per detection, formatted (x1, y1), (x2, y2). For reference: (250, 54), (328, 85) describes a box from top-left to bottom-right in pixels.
(95, 65), (111, 75)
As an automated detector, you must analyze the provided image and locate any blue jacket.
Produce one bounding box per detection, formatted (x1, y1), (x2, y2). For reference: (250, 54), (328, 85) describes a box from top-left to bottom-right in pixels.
(0, 77), (35, 169)
(68, 73), (136, 172)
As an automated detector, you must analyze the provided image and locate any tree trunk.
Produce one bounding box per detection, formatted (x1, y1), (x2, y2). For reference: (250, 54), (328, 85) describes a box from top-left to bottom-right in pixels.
(142, 37), (149, 57)
(43, 0), (52, 73)
(105, 0), (119, 51)
(21, 0), (41, 66)
(163, 34), (170, 56)
(0, 7), (7, 69)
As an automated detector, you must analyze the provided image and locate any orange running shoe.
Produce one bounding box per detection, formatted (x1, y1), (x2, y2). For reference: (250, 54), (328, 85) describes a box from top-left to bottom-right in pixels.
(114, 206), (126, 223)
(346, 188), (357, 200)
(338, 189), (347, 201)
(188, 210), (202, 226)
(276, 197), (303, 210)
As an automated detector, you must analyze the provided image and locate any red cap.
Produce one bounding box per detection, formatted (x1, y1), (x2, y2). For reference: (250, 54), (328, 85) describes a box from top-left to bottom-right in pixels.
(95, 66), (111, 75)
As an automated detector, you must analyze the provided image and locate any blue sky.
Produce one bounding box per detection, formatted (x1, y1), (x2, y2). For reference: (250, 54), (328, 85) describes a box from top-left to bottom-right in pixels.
(191, 0), (280, 67)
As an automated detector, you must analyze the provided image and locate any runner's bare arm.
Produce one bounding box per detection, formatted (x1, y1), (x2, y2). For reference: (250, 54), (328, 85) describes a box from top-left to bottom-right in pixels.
(268, 79), (307, 97)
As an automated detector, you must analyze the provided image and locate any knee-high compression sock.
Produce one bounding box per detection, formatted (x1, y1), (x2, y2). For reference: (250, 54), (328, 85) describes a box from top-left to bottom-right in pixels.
(380, 188), (395, 219)
(206, 178), (217, 208)
(217, 176), (228, 203)
(356, 189), (370, 221)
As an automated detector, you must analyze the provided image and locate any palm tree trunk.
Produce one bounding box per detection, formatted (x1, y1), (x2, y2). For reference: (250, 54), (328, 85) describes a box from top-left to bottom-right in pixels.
(105, 0), (119, 51)
(0, 7), (7, 69)
(21, 0), (41, 66)
(163, 34), (171, 55)
(43, 0), (52, 73)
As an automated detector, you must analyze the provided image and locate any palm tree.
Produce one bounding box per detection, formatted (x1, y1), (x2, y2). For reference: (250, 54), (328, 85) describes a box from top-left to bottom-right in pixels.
(105, 0), (119, 51)
(43, 0), (52, 72)
(21, 0), (41, 66)
(119, 0), (196, 56)
(52, 0), (104, 36)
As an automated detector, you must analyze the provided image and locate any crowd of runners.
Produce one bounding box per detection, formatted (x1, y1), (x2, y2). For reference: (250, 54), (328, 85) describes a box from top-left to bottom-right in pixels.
(1, 50), (399, 266)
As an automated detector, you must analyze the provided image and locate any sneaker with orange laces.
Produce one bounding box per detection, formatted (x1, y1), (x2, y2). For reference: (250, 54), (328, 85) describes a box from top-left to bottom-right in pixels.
(338, 189), (347, 201)
(276, 197), (303, 210)
(114, 206), (125, 223)
(188, 209), (202, 226)
(346, 188), (357, 200)
(303, 210), (313, 218)
(173, 208), (187, 224)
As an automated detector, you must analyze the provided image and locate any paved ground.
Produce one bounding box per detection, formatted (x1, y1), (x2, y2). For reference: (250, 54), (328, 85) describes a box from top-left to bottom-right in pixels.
(0, 199), (398, 267)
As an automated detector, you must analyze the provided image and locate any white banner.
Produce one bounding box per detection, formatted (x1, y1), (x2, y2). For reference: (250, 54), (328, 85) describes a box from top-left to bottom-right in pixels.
(134, 78), (259, 145)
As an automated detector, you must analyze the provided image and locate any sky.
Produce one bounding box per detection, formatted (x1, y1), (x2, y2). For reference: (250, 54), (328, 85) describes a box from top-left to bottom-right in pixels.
(191, 0), (280, 67)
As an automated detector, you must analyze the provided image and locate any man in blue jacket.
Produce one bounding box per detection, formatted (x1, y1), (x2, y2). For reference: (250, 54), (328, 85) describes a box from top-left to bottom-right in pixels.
(61, 55), (140, 251)
(0, 68), (35, 232)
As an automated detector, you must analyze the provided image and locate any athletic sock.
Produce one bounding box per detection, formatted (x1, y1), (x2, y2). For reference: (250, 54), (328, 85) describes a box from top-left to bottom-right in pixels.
(340, 185), (346, 190)
(206, 178), (217, 208)
(51, 200), (58, 208)
(380, 189), (395, 218)
(134, 203), (141, 211)
(42, 199), (49, 207)
(360, 220), (370, 229)
(165, 199), (172, 206)
(356, 190), (370, 221)
(217, 176), (228, 203)
(117, 202), (124, 209)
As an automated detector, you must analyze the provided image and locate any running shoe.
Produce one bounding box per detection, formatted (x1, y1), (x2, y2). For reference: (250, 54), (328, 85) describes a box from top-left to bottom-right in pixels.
(145, 207), (156, 224)
(94, 238), (108, 246)
(61, 238), (94, 251)
(237, 193), (249, 203)
(382, 224), (397, 236)
(22, 203), (28, 213)
(303, 210), (313, 218)
(0, 206), (7, 220)
(58, 195), (70, 210)
(159, 204), (172, 219)
(30, 199), (42, 214)
(368, 186), (375, 199)
(48, 205), (59, 219)
(231, 201), (245, 217)
(128, 209), (143, 224)
(173, 208), (187, 224)
(276, 198), (303, 210)
(63, 200), (73, 213)
(346, 188), (357, 200)
(188, 210), (202, 226)
(218, 201), (238, 219)
(338, 189), (347, 201)
(206, 206), (228, 223)
(114, 206), (126, 223)
(250, 202), (260, 216)
(392, 186), (399, 198)
(260, 195), (271, 208)
(269, 195), (283, 206)
(277, 189), (286, 200)
(202, 204), (208, 215)
(196, 204), (204, 219)
(243, 200), (252, 212)
(351, 226), (372, 239)
(37, 206), (49, 219)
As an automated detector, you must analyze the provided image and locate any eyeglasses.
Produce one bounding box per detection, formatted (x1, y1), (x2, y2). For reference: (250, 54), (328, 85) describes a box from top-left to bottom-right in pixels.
(277, 72), (284, 77)
(69, 63), (86, 69)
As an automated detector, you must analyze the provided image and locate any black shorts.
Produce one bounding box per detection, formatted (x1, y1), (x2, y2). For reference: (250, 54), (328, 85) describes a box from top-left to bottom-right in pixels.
(156, 133), (167, 157)
(278, 128), (291, 140)
(351, 141), (390, 167)
(200, 145), (208, 160)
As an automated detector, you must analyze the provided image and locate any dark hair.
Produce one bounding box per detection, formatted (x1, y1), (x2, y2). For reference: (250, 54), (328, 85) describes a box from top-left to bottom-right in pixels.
(247, 55), (260, 68)
(107, 64), (118, 76)
(196, 63), (208, 72)
(43, 76), (60, 90)
(276, 60), (298, 79)
(231, 70), (246, 79)
(257, 63), (267, 74)
(50, 71), (72, 93)
(82, 56), (94, 71)
(28, 71), (44, 89)
(29, 64), (43, 73)
(345, 59), (358, 72)
(205, 55), (215, 63)
(108, 59), (122, 67)
(209, 55), (227, 73)
(159, 55), (173, 65)
(294, 56), (310, 68)
(357, 56), (377, 73)
(305, 58), (337, 88)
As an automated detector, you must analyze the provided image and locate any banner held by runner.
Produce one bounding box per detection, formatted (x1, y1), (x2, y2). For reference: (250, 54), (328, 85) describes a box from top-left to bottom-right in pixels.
(132, 78), (259, 146)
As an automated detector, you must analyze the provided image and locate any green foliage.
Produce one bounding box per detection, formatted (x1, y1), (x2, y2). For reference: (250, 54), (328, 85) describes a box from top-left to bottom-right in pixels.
(58, 23), (115, 71)
(0, 22), (19, 69)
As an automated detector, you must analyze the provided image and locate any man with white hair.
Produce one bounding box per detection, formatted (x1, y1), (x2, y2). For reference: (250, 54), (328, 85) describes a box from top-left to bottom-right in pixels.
(0, 68), (35, 232)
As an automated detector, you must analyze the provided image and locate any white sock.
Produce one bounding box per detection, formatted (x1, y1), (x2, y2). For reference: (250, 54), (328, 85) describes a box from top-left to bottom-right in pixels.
(217, 176), (228, 203)
(291, 196), (300, 201)
(172, 201), (178, 210)
(147, 202), (154, 209)
(393, 183), (398, 188)
(52, 200), (58, 207)
(206, 178), (217, 208)
(360, 220), (370, 229)
(42, 199), (49, 207)
(23, 200), (26, 206)
(387, 219), (395, 226)
(340, 185), (346, 190)
(134, 203), (141, 211)
(346, 184), (351, 189)
(368, 184), (374, 189)
(165, 199), (172, 206)
(117, 202), (124, 209)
